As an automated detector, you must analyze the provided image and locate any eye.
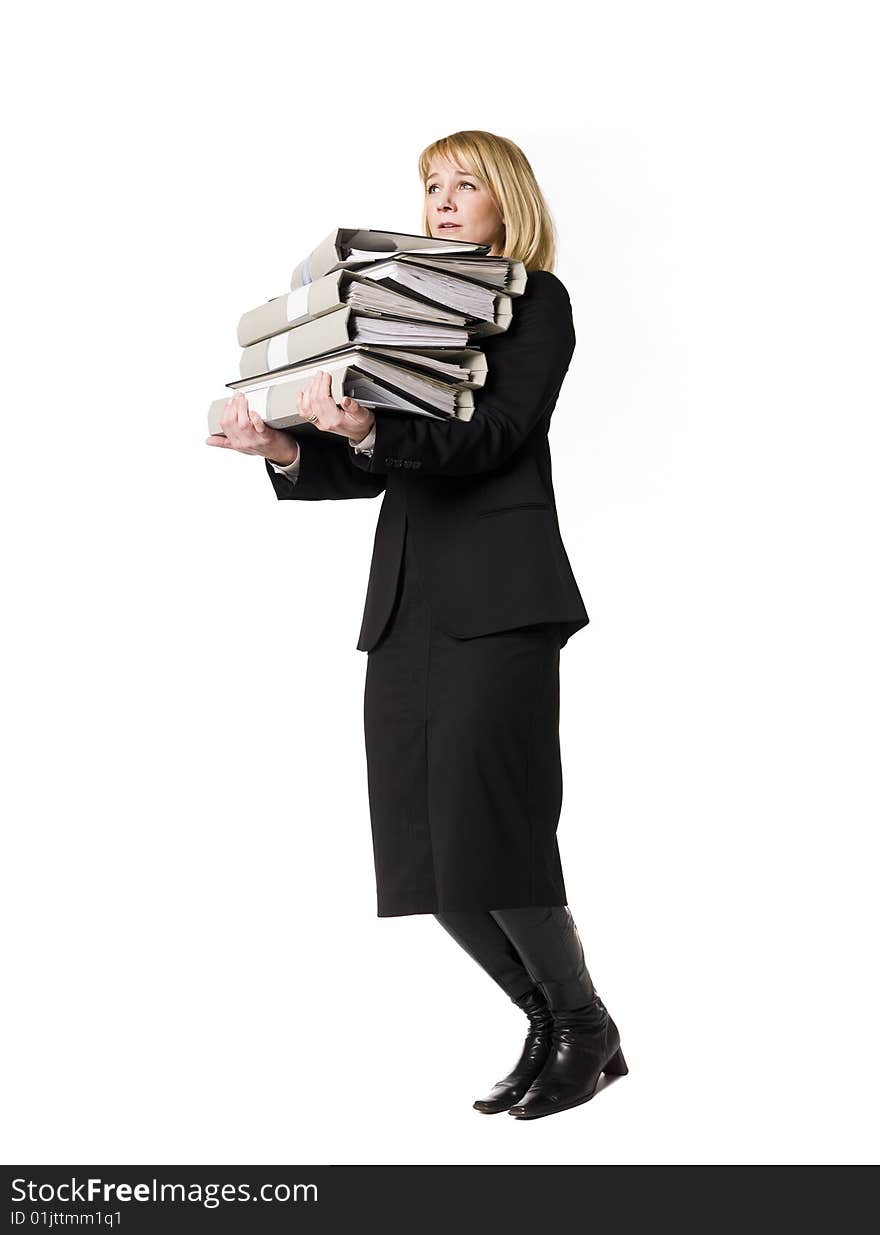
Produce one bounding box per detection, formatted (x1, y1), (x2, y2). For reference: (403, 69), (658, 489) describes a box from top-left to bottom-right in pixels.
(427, 181), (476, 193)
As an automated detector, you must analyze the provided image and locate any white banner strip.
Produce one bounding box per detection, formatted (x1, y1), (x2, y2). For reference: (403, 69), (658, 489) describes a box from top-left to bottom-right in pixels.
(267, 332), (289, 371)
(286, 285), (310, 322)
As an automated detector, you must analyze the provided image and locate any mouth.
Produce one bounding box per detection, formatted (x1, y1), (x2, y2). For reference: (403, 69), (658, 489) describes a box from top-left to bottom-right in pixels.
(437, 223), (461, 230)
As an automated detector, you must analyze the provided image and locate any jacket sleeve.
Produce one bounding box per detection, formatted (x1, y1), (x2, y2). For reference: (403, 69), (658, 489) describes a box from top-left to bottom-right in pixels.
(346, 271), (576, 478)
(269, 449), (303, 484)
(264, 430), (386, 501)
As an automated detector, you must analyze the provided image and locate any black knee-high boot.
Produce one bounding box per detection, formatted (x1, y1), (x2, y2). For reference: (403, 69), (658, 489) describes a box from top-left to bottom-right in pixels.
(434, 911), (555, 1113)
(489, 906), (628, 1119)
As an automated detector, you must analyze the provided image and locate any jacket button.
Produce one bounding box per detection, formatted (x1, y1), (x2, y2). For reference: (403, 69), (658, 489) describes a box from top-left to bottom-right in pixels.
(384, 457), (394, 465)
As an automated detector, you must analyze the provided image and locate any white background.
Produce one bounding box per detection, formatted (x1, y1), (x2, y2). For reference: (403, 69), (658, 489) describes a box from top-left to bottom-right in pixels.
(3, 0), (877, 1167)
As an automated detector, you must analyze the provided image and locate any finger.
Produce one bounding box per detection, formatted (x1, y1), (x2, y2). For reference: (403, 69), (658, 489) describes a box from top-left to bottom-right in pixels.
(223, 394), (239, 428)
(247, 402), (266, 432)
(307, 379), (326, 426)
(317, 370), (337, 416)
(222, 396), (246, 444)
(206, 435), (231, 448)
(234, 393), (251, 429)
(322, 371), (339, 413)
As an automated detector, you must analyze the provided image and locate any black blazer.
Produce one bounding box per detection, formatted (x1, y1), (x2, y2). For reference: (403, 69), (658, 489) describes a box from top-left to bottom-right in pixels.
(264, 269), (590, 652)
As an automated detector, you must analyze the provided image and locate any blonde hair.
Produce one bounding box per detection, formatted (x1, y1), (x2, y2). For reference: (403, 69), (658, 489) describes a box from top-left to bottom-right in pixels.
(418, 130), (558, 272)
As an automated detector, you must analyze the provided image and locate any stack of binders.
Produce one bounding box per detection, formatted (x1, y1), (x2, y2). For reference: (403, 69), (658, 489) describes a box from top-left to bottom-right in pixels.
(206, 227), (528, 438)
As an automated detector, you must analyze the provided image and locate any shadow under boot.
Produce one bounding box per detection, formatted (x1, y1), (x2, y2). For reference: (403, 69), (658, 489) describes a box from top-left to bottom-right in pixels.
(473, 987), (555, 1114)
(507, 993), (628, 1120)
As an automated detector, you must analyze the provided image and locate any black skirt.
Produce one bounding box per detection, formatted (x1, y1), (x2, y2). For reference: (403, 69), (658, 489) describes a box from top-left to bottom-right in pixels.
(363, 511), (569, 917)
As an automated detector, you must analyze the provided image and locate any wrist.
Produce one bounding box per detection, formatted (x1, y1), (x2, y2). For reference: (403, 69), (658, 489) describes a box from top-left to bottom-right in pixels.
(349, 419), (376, 447)
(267, 438), (299, 467)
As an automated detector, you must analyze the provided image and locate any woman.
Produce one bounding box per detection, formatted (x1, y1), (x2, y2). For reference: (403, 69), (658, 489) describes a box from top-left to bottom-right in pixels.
(208, 130), (627, 1119)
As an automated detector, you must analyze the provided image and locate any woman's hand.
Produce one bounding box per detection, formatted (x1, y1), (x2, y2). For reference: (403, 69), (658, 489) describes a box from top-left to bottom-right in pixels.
(205, 394), (300, 465)
(298, 370), (375, 443)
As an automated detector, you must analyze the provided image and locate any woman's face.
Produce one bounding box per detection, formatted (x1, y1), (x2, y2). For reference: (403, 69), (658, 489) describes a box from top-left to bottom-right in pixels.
(425, 158), (506, 256)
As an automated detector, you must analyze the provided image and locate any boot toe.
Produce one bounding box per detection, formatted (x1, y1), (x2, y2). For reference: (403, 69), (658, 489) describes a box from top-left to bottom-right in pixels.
(473, 1078), (533, 1113)
(507, 1092), (558, 1118)
(473, 1099), (507, 1113)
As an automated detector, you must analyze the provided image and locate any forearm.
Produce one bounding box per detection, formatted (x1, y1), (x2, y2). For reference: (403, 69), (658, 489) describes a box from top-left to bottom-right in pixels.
(264, 429), (385, 500)
(267, 438), (300, 468)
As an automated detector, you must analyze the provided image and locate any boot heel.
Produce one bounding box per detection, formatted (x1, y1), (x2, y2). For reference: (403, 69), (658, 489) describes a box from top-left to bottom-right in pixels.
(603, 1046), (628, 1076)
